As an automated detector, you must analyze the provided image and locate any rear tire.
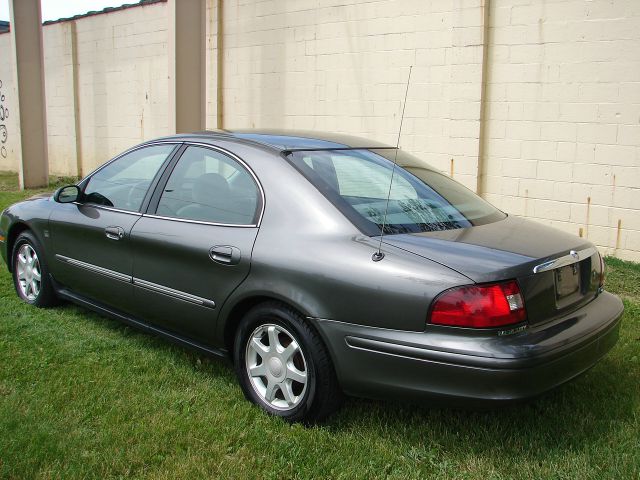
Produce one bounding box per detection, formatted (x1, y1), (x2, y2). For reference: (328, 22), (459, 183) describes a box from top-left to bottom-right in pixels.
(234, 302), (342, 423)
(12, 231), (58, 307)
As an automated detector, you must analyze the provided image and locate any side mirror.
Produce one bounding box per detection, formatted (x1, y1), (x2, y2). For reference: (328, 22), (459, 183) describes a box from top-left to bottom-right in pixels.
(54, 185), (81, 204)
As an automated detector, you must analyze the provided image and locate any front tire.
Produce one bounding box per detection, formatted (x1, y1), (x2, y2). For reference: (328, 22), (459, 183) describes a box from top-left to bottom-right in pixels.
(234, 302), (342, 423)
(12, 231), (58, 307)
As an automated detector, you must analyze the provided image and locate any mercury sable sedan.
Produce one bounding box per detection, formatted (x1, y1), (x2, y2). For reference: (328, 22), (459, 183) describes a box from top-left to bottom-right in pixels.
(0, 130), (624, 422)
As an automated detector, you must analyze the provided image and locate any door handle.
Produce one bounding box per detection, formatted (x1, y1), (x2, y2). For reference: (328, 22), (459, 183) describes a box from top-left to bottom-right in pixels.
(209, 245), (241, 265)
(105, 226), (125, 241)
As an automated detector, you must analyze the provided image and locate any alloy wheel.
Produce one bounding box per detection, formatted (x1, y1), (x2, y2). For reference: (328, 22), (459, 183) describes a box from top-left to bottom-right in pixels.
(16, 244), (42, 301)
(245, 323), (308, 411)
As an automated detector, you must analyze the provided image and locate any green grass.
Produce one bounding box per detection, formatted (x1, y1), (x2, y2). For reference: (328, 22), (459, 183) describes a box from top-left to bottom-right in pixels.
(0, 171), (638, 479)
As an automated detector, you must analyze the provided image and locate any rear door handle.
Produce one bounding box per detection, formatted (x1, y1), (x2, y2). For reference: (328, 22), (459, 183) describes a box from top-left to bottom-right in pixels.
(105, 226), (125, 241)
(209, 245), (241, 265)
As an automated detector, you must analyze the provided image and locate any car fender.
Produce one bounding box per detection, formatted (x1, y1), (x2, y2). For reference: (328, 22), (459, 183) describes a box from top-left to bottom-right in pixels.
(1, 195), (54, 271)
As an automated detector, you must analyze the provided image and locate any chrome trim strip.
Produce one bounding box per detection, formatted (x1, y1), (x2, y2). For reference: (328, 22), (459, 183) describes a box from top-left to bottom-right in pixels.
(56, 254), (215, 308)
(181, 141), (266, 227)
(71, 203), (143, 216)
(132, 277), (216, 308)
(533, 246), (598, 274)
(142, 213), (257, 228)
(55, 254), (132, 283)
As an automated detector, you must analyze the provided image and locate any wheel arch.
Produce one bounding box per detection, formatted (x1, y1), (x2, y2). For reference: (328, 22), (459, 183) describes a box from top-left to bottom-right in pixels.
(220, 293), (314, 362)
(6, 222), (32, 272)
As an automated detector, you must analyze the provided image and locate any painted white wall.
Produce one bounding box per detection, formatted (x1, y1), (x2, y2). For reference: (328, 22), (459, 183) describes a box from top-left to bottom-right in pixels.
(1, 1), (169, 175)
(0, 33), (19, 173)
(219, 0), (485, 191)
(481, 1), (640, 260)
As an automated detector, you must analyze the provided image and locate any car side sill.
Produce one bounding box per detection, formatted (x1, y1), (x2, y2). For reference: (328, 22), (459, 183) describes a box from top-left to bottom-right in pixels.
(54, 282), (229, 361)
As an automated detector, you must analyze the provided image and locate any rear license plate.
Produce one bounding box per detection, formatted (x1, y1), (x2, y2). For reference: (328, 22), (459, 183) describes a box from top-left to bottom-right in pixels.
(555, 263), (580, 300)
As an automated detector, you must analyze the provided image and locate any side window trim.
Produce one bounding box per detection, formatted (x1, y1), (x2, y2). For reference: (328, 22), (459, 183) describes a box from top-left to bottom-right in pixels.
(145, 142), (265, 228)
(143, 143), (188, 215)
(138, 143), (184, 213)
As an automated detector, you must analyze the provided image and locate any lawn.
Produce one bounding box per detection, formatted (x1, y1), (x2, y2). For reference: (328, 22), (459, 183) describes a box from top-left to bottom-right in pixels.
(0, 172), (638, 479)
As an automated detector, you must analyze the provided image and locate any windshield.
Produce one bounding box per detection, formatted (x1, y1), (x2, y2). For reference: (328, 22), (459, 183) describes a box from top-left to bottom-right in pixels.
(287, 149), (506, 236)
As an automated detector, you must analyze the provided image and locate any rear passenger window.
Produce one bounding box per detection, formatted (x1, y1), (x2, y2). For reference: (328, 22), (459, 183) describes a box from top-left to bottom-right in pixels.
(156, 146), (260, 225)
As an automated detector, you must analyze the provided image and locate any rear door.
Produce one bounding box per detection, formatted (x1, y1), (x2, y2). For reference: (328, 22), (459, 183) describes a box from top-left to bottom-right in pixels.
(128, 144), (263, 344)
(49, 143), (179, 312)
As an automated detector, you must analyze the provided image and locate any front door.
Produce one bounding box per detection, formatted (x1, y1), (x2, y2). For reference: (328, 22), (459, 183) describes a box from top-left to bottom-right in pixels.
(49, 144), (178, 312)
(128, 144), (263, 344)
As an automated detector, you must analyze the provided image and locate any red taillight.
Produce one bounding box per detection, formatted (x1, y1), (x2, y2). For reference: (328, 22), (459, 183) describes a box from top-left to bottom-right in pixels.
(430, 280), (526, 328)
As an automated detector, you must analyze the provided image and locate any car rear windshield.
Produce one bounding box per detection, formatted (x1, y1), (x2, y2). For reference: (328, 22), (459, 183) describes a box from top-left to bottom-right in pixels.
(286, 149), (506, 236)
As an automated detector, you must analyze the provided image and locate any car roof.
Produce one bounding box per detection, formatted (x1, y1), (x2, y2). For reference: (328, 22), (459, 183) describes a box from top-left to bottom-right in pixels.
(157, 129), (395, 152)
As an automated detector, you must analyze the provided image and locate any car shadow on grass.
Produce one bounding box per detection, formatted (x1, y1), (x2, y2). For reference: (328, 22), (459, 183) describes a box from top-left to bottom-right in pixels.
(325, 354), (637, 462)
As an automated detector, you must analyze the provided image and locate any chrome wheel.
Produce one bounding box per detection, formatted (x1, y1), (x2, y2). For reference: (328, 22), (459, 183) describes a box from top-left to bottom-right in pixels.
(245, 323), (308, 411)
(16, 244), (42, 301)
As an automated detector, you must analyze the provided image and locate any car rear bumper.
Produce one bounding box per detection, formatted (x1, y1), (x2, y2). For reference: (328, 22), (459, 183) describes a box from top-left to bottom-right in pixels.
(314, 291), (624, 404)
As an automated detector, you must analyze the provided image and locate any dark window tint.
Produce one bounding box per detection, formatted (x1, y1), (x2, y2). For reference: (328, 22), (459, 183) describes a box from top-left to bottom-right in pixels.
(83, 145), (175, 211)
(156, 146), (260, 225)
(288, 149), (505, 235)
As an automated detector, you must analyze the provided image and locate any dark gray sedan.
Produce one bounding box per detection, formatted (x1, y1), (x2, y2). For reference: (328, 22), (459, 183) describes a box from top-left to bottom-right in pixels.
(0, 130), (624, 422)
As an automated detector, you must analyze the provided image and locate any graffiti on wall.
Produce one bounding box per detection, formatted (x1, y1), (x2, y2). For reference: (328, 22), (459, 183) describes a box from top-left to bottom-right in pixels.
(0, 80), (8, 158)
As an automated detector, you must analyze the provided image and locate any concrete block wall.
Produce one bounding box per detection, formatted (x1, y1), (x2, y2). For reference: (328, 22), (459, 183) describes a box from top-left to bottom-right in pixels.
(0, 34), (19, 173)
(481, 1), (640, 261)
(71, 2), (169, 174)
(0, 0), (638, 260)
(0, 1), (169, 176)
(43, 22), (78, 176)
(220, 0), (486, 190)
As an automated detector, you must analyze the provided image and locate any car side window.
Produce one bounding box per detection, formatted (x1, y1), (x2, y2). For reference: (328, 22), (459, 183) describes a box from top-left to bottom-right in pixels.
(83, 145), (175, 211)
(156, 146), (260, 225)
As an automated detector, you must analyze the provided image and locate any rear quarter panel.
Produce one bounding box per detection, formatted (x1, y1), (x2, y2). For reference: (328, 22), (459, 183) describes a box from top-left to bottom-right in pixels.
(211, 141), (470, 337)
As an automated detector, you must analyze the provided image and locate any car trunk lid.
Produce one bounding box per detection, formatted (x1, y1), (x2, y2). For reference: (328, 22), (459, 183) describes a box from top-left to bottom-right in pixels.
(381, 215), (603, 325)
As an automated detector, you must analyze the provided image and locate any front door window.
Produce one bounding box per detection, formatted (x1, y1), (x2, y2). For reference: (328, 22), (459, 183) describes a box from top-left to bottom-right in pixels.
(83, 145), (175, 211)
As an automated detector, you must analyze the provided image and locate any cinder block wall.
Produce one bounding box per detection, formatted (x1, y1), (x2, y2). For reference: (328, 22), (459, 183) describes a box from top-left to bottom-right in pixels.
(0, 1), (168, 176)
(480, 1), (640, 260)
(0, 34), (19, 173)
(43, 22), (78, 177)
(218, 1), (486, 190)
(0, 0), (638, 260)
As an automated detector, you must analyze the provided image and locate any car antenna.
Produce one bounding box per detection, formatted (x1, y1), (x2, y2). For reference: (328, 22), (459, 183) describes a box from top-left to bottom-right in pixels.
(372, 65), (412, 262)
